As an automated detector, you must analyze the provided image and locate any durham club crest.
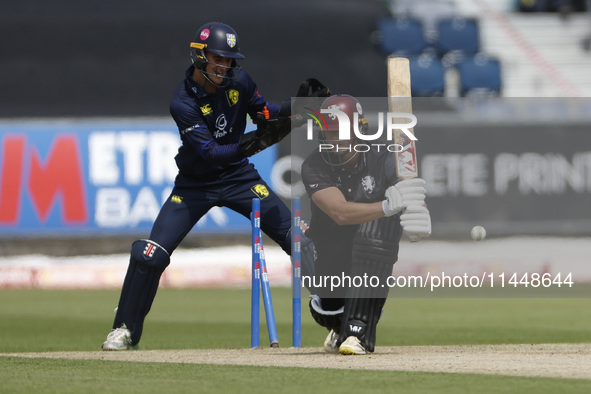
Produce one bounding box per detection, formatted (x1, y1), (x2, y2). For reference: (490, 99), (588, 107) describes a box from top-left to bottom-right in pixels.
(226, 33), (237, 48)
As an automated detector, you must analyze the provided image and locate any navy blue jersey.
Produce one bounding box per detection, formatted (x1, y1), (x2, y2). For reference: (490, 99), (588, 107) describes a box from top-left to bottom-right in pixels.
(169, 66), (280, 181)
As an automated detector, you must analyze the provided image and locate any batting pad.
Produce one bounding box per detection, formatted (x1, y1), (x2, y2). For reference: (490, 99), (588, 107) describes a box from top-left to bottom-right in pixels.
(113, 239), (170, 345)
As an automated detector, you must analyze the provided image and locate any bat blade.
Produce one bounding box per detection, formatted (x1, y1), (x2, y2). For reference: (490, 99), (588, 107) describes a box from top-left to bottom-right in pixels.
(387, 57), (418, 179)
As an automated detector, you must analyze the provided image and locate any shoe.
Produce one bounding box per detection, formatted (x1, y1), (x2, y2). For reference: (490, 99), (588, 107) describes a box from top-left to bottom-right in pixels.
(323, 329), (339, 354)
(101, 324), (138, 351)
(339, 336), (367, 355)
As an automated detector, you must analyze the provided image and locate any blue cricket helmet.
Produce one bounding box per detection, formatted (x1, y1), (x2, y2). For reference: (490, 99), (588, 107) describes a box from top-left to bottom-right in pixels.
(190, 22), (245, 69)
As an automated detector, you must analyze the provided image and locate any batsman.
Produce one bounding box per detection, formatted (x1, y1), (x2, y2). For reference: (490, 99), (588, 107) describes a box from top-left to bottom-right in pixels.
(301, 95), (431, 355)
(101, 22), (329, 350)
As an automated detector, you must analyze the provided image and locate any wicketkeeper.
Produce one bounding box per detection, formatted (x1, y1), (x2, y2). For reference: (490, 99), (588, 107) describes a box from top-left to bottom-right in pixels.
(101, 22), (329, 350)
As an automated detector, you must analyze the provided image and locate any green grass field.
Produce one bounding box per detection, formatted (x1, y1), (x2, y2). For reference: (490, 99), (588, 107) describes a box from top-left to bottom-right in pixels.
(1, 288), (590, 393)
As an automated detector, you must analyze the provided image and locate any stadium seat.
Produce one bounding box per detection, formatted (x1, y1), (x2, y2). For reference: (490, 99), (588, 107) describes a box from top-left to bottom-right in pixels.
(375, 17), (429, 56)
(409, 54), (446, 96)
(456, 54), (502, 97)
(395, 0), (457, 43)
(435, 17), (481, 60)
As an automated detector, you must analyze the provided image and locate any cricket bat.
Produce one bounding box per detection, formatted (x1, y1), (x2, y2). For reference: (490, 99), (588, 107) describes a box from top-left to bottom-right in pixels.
(388, 57), (421, 242)
(387, 57), (418, 179)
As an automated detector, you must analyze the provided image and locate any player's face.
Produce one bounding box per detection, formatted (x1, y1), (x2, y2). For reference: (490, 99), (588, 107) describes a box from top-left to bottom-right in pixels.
(204, 52), (233, 85)
(323, 129), (351, 150)
(321, 129), (358, 168)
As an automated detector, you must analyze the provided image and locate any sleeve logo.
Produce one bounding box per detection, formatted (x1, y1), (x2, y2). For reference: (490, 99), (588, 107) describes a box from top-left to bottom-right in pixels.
(251, 184), (270, 199)
(171, 195), (183, 204)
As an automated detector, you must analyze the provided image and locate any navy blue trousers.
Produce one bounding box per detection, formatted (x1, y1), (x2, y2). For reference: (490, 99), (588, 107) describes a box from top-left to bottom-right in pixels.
(112, 162), (292, 344)
(149, 163), (292, 255)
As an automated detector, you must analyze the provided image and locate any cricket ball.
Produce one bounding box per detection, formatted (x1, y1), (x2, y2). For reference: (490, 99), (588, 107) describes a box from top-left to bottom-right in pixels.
(471, 226), (486, 241)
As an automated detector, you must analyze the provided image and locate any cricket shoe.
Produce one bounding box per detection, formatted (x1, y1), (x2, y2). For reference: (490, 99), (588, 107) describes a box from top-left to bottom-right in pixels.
(323, 329), (339, 354)
(101, 324), (138, 351)
(338, 336), (367, 355)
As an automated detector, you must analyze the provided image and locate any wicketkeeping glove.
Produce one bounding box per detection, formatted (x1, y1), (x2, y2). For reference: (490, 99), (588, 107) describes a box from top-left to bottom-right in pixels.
(296, 78), (331, 98)
(239, 112), (302, 157)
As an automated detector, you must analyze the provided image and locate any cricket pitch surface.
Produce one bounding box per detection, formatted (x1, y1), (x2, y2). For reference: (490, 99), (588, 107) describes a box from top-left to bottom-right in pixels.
(3, 343), (590, 380)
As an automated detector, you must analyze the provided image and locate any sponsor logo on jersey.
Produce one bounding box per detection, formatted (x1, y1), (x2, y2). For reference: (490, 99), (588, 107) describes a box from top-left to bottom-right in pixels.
(213, 114), (228, 138)
(226, 89), (239, 106)
(226, 33), (237, 48)
(200, 104), (213, 116)
(251, 184), (269, 199)
(180, 124), (199, 135)
(171, 195), (183, 204)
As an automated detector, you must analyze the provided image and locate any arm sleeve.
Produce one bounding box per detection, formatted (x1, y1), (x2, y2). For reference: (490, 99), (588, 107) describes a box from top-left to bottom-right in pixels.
(244, 74), (281, 119)
(182, 123), (244, 165)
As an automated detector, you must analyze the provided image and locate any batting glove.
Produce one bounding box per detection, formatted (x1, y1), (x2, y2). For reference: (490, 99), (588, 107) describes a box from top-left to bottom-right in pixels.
(400, 204), (431, 238)
(382, 185), (404, 217)
(396, 178), (427, 207)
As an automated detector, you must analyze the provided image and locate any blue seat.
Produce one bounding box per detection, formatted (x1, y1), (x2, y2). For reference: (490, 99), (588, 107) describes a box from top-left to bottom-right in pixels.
(435, 17), (481, 58)
(402, 0), (457, 43)
(456, 54), (502, 96)
(375, 17), (429, 56)
(409, 55), (446, 96)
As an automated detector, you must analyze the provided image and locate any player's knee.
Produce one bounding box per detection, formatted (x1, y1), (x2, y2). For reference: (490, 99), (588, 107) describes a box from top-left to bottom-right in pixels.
(130, 239), (170, 269)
